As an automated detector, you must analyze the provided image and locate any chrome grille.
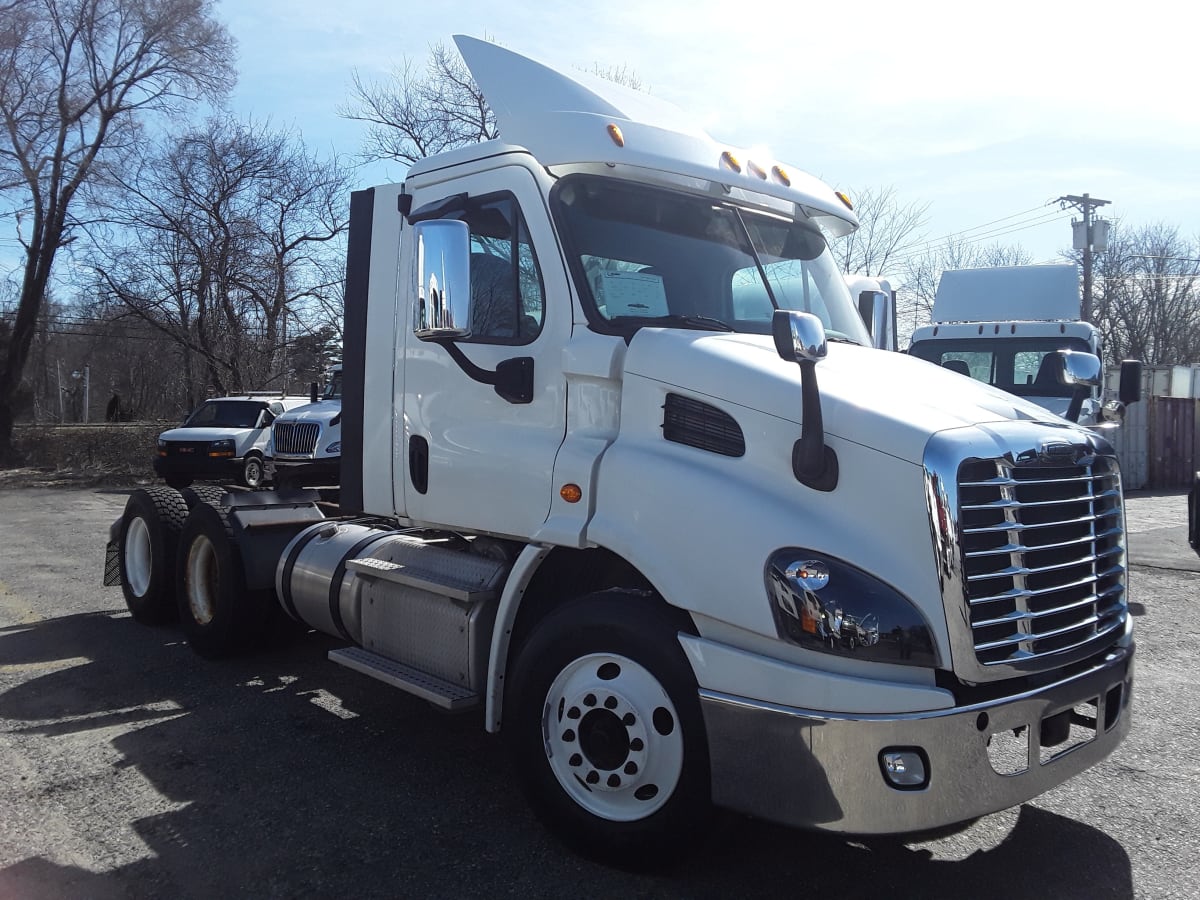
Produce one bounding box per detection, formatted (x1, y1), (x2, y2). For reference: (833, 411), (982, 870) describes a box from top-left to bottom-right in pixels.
(273, 422), (320, 455)
(957, 455), (1126, 667)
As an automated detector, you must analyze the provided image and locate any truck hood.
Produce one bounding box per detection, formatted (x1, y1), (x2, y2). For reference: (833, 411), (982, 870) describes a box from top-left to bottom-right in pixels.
(623, 330), (1064, 464)
(275, 401), (341, 424)
(158, 426), (255, 443)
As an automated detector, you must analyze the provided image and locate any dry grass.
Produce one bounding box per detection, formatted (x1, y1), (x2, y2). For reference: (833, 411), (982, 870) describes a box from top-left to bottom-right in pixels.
(2, 423), (167, 489)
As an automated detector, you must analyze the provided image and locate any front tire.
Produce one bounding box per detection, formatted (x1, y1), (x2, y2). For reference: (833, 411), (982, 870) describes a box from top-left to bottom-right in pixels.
(240, 453), (265, 489)
(175, 502), (270, 658)
(505, 590), (711, 868)
(119, 487), (188, 624)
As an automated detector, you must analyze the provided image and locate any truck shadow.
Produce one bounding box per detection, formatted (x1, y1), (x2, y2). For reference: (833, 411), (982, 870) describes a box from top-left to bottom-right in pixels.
(0, 612), (1133, 899)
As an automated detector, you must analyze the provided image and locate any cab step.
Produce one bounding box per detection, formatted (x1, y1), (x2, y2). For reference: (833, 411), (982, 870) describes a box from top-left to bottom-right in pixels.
(328, 646), (480, 710)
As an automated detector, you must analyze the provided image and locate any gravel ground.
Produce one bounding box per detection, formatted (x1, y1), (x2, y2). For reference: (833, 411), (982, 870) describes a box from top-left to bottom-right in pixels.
(0, 485), (1197, 899)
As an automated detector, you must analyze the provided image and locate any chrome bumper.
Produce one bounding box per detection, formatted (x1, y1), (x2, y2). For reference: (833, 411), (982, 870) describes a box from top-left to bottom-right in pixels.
(700, 644), (1133, 834)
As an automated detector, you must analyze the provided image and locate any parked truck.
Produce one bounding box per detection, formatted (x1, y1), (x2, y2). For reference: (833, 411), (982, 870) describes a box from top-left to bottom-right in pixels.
(908, 264), (1141, 426)
(105, 36), (1134, 866)
(268, 363), (343, 488)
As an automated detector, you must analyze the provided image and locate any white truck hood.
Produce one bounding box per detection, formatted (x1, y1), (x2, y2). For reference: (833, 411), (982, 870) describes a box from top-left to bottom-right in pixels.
(158, 426), (254, 443)
(275, 401), (340, 424)
(623, 330), (1065, 465)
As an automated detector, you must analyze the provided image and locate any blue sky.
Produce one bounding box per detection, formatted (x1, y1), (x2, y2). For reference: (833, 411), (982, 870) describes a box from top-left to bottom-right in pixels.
(216, 0), (1200, 268)
(5, 0), (1194, 290)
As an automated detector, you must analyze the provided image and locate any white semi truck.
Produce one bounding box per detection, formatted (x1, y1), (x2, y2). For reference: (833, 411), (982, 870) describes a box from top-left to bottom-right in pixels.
(908, 264), (1141, 426)
(105, 37), (1134, 866)
(268, 363), (343, 487)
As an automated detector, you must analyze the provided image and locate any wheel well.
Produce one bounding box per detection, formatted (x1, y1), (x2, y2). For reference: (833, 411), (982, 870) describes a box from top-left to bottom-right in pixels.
(508, 547), (696, 658)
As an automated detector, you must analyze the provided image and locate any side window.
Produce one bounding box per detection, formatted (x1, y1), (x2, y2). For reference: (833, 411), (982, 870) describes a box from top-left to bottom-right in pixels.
(450, 195), (545, 344)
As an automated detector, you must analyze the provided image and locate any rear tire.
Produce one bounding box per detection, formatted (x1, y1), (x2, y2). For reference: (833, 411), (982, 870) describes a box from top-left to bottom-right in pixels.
(119, 487), (188, 624)
(181, 483), (229, 509)
(175, 501), (271, 658)
(505, 590), (711, 869)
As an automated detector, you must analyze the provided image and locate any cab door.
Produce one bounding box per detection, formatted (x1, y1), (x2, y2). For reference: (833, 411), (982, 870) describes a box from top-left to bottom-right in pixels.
(399, 164), (569, 539)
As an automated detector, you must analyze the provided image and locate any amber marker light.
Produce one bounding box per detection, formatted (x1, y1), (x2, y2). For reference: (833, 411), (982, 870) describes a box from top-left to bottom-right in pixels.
(560, 484), (583, 503)
(746, 159), (767, 180)
(719, 150), (742, 173)
(771, 165), (792, 187)
(606, 123), (625, 147)
(835, 190), (853, 210)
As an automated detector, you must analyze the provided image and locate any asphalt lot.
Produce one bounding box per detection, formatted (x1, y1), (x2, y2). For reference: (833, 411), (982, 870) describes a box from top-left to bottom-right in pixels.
(0, 486), (1197, 899)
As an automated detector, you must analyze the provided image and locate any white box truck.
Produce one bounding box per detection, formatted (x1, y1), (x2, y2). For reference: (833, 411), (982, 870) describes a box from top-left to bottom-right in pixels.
(105, 36), (1134, 866)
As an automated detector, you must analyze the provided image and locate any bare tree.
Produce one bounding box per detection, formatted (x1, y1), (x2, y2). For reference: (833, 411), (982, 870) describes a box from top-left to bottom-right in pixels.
(86, 117), (350, 410)
(341, 41), (647, 166)
(832, 186), (929, 277)
(1087, 223), (1200, 365)
(341, 41), (497, 166)
(0, 0), (234, 463)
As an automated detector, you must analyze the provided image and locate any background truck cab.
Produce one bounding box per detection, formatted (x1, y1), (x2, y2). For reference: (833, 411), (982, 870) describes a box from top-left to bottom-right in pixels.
(267, 364), (343, 487)
(908, 264), (1140, 425)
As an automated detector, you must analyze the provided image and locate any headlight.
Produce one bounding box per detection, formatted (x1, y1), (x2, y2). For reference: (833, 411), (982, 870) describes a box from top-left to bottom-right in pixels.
(325, 442), (341, 455)
(208, 438), (236, 458)
(765, 549), (939, 668)
(157, 439), (167, 456)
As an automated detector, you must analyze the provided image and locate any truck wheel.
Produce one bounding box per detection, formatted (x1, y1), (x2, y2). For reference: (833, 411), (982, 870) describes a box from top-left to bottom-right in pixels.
(181, 484), (228, 509)
(176, 501), (270, 658)
(505, 590), (711, 868)
(119, 487), (188, 624)
(240, 453), (265, 489)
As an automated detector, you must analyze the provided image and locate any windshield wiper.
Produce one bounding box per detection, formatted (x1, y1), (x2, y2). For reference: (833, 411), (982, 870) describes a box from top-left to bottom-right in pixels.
(609, 314), (736, 332)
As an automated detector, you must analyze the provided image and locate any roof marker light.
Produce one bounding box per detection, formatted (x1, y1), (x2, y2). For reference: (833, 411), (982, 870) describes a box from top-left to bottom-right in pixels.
(771, 165), (792, 187)
(747, 159), (767, 180)
(719, 151), (742, 174)
(606, 123), (625, 147)
(835, 191), (853, 210)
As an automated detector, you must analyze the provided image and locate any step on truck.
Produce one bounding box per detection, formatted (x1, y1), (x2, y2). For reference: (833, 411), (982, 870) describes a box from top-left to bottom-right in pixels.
(105, 36), (1134, 867)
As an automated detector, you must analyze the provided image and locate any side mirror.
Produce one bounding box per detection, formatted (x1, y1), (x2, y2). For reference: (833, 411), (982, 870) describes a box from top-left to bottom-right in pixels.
(772, 310), (837, 491)
(772, 310), (828, 363)
(309, 381), (319, 404)
(1118, 359), (1143, 405)
(412, 219), (472, 340)
(257, 410), (274, 429)
(857, 290), (896, 352)
(1057, 349), (1103, 388)
(1056, 350), (1101, 423)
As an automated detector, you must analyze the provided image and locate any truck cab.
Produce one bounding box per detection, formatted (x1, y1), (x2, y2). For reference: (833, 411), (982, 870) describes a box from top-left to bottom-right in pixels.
(109, 36), (1134, 867)
(267, 364), (342, 487)
(908, 264), (1138, 426)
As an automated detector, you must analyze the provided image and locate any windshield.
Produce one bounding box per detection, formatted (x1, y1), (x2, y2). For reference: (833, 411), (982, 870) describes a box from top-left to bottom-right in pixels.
(551, 175), (869, 344)
(324, 370), (342, 401)
(184, 400), (265, 429)
(909, 336), (1093, 399)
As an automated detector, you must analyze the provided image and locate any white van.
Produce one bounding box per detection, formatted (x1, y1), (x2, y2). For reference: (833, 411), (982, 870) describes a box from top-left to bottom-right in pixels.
(154, 393), (310, 488)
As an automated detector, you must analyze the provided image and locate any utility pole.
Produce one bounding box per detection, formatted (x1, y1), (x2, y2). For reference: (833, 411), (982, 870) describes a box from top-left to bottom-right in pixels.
(1056, 193), (1110, 323)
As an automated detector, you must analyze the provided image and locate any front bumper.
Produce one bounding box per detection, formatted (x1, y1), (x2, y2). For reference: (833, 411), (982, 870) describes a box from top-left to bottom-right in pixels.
(701, 643), (1133, 834)
(153, 455), (242, 481)
(268, 457), (341, 487)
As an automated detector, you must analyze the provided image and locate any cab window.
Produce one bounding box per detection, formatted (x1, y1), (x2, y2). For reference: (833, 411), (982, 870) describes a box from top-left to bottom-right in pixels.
(446, 194), (545, 344)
